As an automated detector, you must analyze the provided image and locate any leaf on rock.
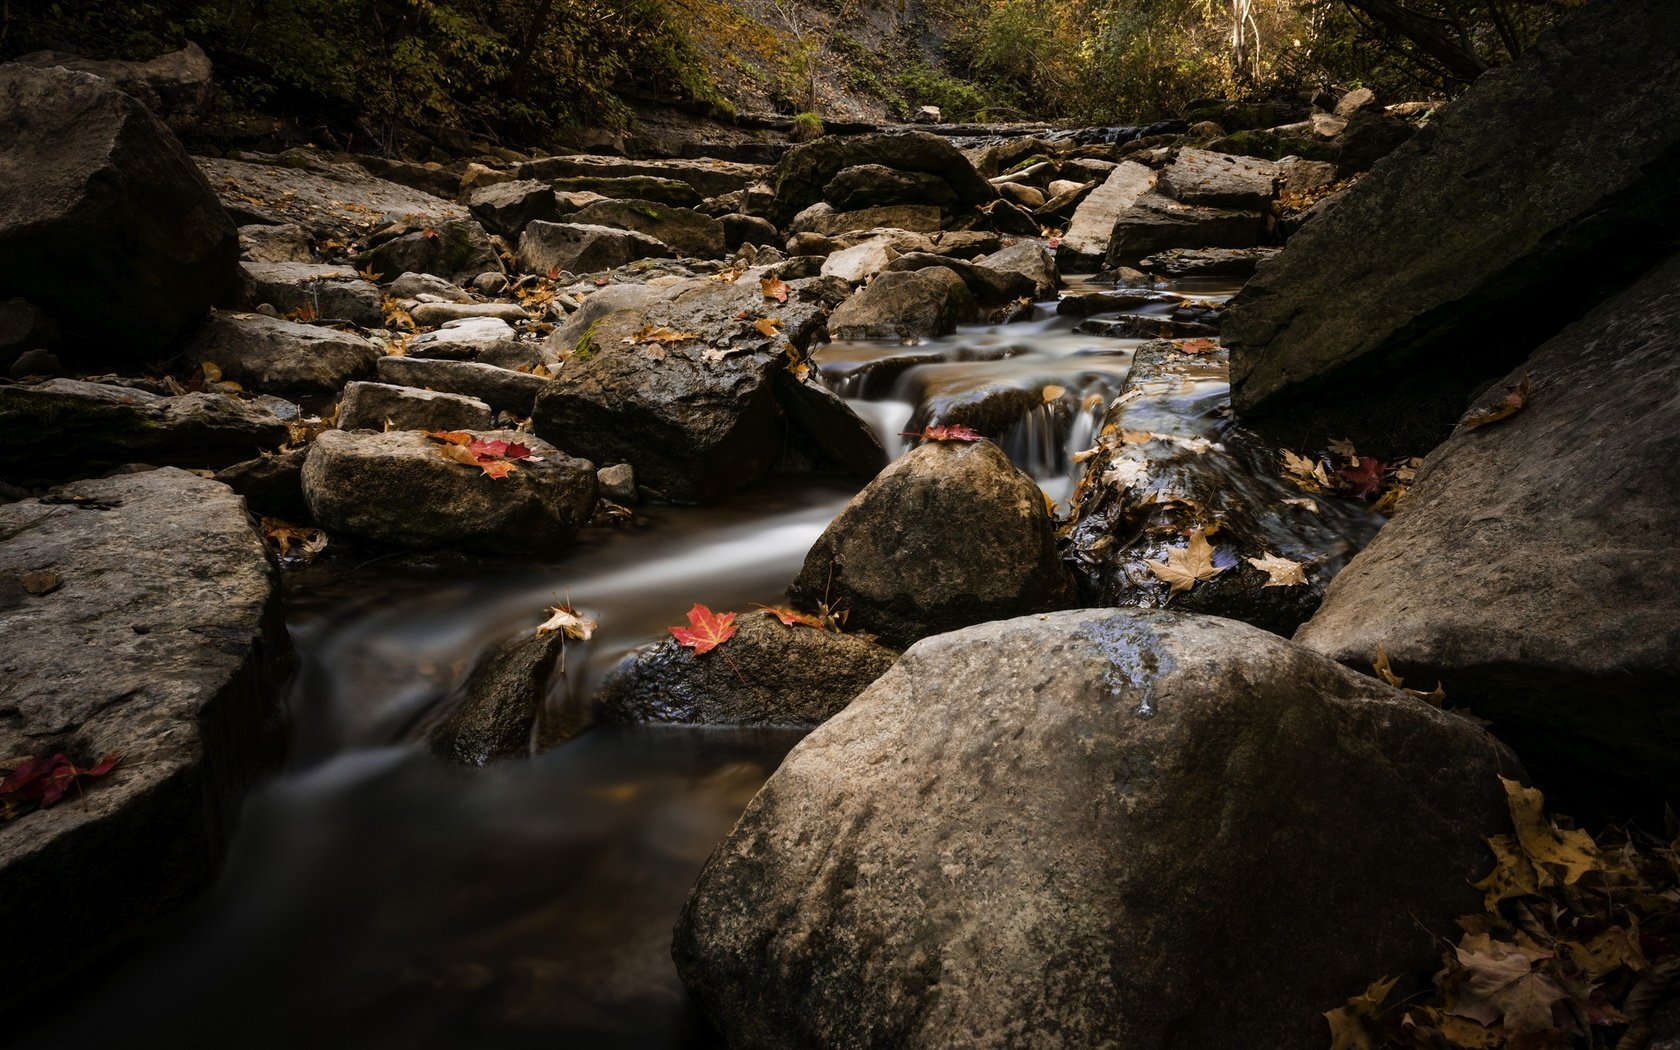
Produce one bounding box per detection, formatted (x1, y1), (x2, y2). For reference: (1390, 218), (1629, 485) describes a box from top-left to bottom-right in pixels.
(1146, 529), (1226, 594)
(1325, 976), (1398, 1050)
(1473, 833), (1544, 910)
(901, 425), (985, 443)
(1372, 645), (1446, 705)
(1175, 337), (1220, 355)
(760, 276), (790, 303)
(753, 317), (782, 337)
(1246, 553), (1307, 587)
(628, 325), (699, 345)
(757, 605), (827, 630)
(1, 752), (121, 818)
(670, 603), (737, 654)
(1101, 457), (1149, 491)
(537, 603), (597, 641)
(1462, 374), (1531, 430)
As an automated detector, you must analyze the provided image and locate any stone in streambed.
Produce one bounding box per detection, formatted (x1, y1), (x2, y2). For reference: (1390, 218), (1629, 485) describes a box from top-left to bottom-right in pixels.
(1295, 254), (1680, 815)
(673, 609), (1518, 1050)
(569, 199), (725, 259)
(240, 262), (382, 326)
(516, 221), (670, 276)
(408, 317), (543, 370)
(238, 223), (313, 264)
(1056, 160), (1155, 271)
(827, 268), (977, 340)
(375, 356), (550, 417)
(466, 179), (560, 239)
(0, 469), (287, 1011)
(301, 429), (595, 553)
(595, 613), (897, 727)
(822, 164), (959, 211)
(214, 447), (311, 521)
(427, 629), (564, 765)
(1104, 193), (1263, 267)
(788, 440), (1074, 649)
(357, 218), (497, 282)
(0, 379), (289, 485)
(770, 132), (996, 226)
(336, 380), (492, 433)
(185, 310), (379, 398)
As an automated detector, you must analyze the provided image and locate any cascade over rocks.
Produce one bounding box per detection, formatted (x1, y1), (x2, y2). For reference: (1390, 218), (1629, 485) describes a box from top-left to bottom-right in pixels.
(301, 429), (596, 554)
(1296, 254), (1680, 815)
(0, 469), (287, 1010)
(595, 613), (897, 728)
(1222, 0), (1680, 453)
(0, 65), (238, 360)
(674, 609), (1517, 1050)
(788, 441), (1074, 650)
(0, 379), (289, 485)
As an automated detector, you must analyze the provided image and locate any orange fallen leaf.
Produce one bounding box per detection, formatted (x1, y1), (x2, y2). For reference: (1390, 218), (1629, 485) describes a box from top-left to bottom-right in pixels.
(670, 603), (737, 654)
(1461, 374), (1530, 430)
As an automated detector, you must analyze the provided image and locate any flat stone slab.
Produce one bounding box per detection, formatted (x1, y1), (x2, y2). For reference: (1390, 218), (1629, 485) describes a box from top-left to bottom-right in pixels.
(1056, 161), (1156, 269)
(336, 380), (492, 432)
(375, 356), (551, 417)
(240, 261), (381, 325)
(185, 310), (380, 398)
(0, 468), (287, 1009)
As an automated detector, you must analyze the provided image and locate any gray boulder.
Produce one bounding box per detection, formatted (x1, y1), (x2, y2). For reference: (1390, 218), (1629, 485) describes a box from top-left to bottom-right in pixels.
(0, 65), (238, 359)
(301, 429), (596, 553)
(1105, 193), (1263, 266)
(676, 609), (1516, 1050)
(198, 152), (470, 246)
(0, 469), (286, 1010)
(408, 317), (543, 370)
(185, 311), (379, 398)
(1295, 254), (1680, 815)
(569, 199), (726, 258)
(336, 380), (492, 432)
(1223, 0), (1680, 453)
(466, 179), (560, 239)
(721, 213), (780, 251)
(822, 164), (959, 211)
(427, 629), (563, 765)
(0, 379), (289, 485)
(374, 356), (550, 417)
(14, 42), (213, 129)
(549, 174), (703, 207)
(389, 271), (473, 303)
(357, 218), (497, 283)
(241, 262), (382, 325)
(1138, 246), (1279, 277)
(1157, 147), (1280, 209)
(790, 203), (946, 237)
(518, 154), (765, 199)
(828, 268), (977, 340)
(975, 240), (1059, 300)
(788, 440), (1074, 649)
(1056, 160), (1155, 270)
(407, 302), (527, 326)
(770, 132), (996, 225)
(595, 613), (897, 727)
(516, 221), (670, 276)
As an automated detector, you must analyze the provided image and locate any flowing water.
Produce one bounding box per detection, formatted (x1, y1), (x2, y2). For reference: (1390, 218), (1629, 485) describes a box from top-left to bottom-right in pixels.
(22, 279), (1244, 1048)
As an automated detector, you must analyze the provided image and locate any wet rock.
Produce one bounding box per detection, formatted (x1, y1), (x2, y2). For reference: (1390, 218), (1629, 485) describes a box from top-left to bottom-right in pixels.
(408, 317), (543, 370)
(214, 447), (311, 520)
(1105, 193), (1264, 266)
(977, 240), (1059, 300)
(1184, 97), (1310, 131)
(531, 273), (855, 502)
(389, 272), (473, 303)
(1138, 246), (1279, 277)
(597, 463), (637, 503)
(337, 380), (492, 432)
(238, 223), (313, 264)
(674, 608), (1516, 1050)
(198, 152), (471, 244)
(569, 199), (725, 259)
(788, 440), (1074, 649)
(14, 42), (213, 129)
(0, 379), (289, 485)
(185, 311), (379, 398)
(828, 269), (977, 341)
(1064, 341), (1381, 635)
(0, 469), (287, 1010)
(241, 262), (382, 326)
(769, 132), (996, 226)
(823, 164), (960, 211)
(0, 65), (238, 360)
(301, 429), (596, 553)
(1056, 161), (1155, 270)
(549, 175), (703, 207)
(596, 614), (898, 727)
(427, 630), (563, 765)
(466, 179), (560, 239)
(1224, 0), (1680, 454)
(357, 218), (497, 282)
(1074, 314), (1219, 340)
(771, 369), (889, 478)
(1157, 148), (1280, 209)
(880, 253), (1028, 305)
(721, 213), (780, 251)
(516, 221), (670, 276)
(1056, 289), (1180, 317)
(903, 381), (1038, 442)
(1295, 255), (1680, 815)
(374, 356), (551, 417)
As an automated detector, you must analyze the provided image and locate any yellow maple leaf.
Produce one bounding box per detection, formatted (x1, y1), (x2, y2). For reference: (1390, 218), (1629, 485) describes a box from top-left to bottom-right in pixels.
(753, 316), (782, 337)
(1146, 529), (1226, 593)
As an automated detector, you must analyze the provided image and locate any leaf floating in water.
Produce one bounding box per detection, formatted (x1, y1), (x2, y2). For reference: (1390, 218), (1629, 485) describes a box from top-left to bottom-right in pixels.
(1461, 373), (1531, 430)
(1146, 529), (1226, 594)
(260, 516), (328, 563)
(670, 603), (737, 654)
(1246, 553), (1307, 587)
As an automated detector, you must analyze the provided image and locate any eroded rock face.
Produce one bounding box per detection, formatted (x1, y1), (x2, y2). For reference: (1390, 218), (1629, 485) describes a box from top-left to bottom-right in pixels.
(595, 613), (897, 727)
(301, 429), (596, 553)
(1295, 254), (1680, 815)
(788, 441), (1074, 649)
(674, 609), (1517, 1050)
(1223, 0), (1680, 453)
(0, 379), (290, 485)
(0, 469), (288, 1011)
(0, 65), (238, 359)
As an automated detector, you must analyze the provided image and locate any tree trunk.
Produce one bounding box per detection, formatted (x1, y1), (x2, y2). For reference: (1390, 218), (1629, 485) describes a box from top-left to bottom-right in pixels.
(1342, 0), (1491, 82)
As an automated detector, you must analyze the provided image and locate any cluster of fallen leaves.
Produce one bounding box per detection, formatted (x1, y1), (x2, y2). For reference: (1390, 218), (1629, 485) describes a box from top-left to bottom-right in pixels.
(1280, 440), (1424, 515)
(1142, 523), (1309, 594)
(1, 752), (120, 820)
(667, 601), (845, 658)
(901, 424), (986, 444)
(260, 516), (328, 564)
(1327, 777), (1680, 1049)
(423, 431), (534, 479)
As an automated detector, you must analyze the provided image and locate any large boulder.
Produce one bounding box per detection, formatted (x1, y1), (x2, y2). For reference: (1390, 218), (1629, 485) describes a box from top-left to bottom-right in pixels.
(770, 132), (996, 226)
(1104, 193), (1264, 266)
(356, 218), (496, 283)
(466, 179), (561, 238)
(1157, 147), (1280, 209)
(198, 153), (470, 245)
(13, 43), (213, 129)
(1295, 254), (1680, 815)
(787, 440), (1074, 649)
(301, 429), (596, 553)
(518, 154), (765, 199)
(1055, 160), (1155, 270)
(407, 317), (542, 370)
(184, 311), (380, 398)
(822, 164), (959, 211)
(1222, 0), (1680, 454)
(531, 273), (861, 502)
(516, 221), (670, 276)
(674, 609), (1517, 1049)
(568, 199), (726, 259)
(595, 613), (897, 727)
(0, 469), (287, 1010)
(0, 65), (238, 359)
(827, 268), (976, 341)
(0, 379), (289, 485)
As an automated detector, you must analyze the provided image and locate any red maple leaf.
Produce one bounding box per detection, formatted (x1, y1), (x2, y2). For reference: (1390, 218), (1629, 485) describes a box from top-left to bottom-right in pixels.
(900, 424), (985, 443)
(669, 603), (737, 654)
(1337, 456), (1387, 499)
(1, 752), (120, 816)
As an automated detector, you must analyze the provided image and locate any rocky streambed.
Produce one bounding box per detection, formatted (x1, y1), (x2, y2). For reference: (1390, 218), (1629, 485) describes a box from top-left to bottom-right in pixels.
(6, 2), (1680, 1044)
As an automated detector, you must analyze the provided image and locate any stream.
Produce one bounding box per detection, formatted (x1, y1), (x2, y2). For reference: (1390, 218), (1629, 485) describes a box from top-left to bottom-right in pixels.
(22, 279), (1240, 1048)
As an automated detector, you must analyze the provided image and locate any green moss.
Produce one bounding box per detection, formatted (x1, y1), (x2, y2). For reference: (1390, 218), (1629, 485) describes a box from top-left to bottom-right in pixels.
(791, 111), (825, 143)
(440, 222), (478, 273)
(1006, 154), (1052, 174)
(573, 319), (603, 360)
(630, 203), (667, 221)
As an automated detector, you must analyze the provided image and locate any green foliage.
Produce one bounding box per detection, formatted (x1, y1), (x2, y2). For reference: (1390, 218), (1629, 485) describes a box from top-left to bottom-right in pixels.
(893, 63), (990, 122)
(790, 111), (824, 142)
